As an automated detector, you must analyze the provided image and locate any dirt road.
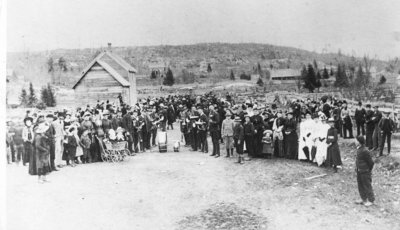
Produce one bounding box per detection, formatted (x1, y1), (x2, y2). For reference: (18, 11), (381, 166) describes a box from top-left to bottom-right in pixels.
(6, 128), (400, 230)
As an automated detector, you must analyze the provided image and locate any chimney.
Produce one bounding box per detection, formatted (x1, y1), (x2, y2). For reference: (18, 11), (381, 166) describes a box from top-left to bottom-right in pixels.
(107, 43), (112, 52)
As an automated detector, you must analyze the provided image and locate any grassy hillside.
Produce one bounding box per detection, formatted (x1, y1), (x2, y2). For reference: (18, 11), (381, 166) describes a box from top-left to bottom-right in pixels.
(6, 43), (397, 88)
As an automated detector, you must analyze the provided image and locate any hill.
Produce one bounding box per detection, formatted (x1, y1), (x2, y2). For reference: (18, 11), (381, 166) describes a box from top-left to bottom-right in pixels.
(6, 43), (398, 88)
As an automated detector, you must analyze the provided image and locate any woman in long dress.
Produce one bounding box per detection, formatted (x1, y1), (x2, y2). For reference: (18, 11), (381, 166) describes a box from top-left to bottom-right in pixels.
(273, 111), (285, 158)
(34, 124), (52, 183)
(298, 112), (313, 161)
(315, 113), (330, 166)
(326, 118), (342, 172)
(284, 112), (298, 159)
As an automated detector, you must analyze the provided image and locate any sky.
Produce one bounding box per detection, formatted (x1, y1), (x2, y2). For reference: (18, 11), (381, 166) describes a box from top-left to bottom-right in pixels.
(6, 0), (400, 59)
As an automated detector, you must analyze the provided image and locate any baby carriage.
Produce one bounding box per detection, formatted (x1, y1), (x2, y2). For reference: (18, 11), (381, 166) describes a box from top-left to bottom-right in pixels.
(99, 137), (131, 163)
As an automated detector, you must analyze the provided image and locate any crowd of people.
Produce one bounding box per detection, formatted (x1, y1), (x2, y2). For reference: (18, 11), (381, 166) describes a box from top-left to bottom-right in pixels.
(5, 92), (398, 184)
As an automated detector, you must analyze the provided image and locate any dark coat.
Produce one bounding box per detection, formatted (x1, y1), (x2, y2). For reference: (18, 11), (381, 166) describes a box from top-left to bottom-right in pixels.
(208, 111), (220, 132)
(252, 115), (264, 131)
(354, 108), (366, 123)
(372, 111), (382, 127)
(378, 117), (395, 133)
(326, 127), (342, 166)
(34, 134), (51, 171)
(365, 110), (375, 132)
(356, 146), (374, 173)
(122, 114), (133, 133)
(243, 122), (255, 137)
(233, 123), (244, 142)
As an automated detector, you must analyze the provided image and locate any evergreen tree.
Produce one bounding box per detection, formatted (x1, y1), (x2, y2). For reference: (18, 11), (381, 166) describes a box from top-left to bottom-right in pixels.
(27, 82), (37, 107)
(379, 75), (386, 85)
(316, 71), (321, 80)
(330, 68), (334, 76)
(230, 70), (235, 80)
(19, 88), (28, 107)
(47, 84), (56, 107)
(354, 63), (364, 89)
(58, 57), (68, 72)
(316, 71), (322, 90)
(47, 57), (54, 73)
(257, 62), (262, 75)
(315, 79), (322, 90)
(207, 64), (212, 73)
(334, 64), (349, 88)
(313, 59), (318, 71)
(163, 68), (175, 86)
(257, 77), (264, 86)
(298, 65), (308, 91)
(41, 87), (49, 106)
(304, 64), (316, 92)
(322, 67), (329, 79)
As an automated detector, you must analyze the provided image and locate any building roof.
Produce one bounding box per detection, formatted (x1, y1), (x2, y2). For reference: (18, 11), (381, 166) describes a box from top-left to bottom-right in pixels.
(270, 69), (301, 78)
(72, 51), (136, 89)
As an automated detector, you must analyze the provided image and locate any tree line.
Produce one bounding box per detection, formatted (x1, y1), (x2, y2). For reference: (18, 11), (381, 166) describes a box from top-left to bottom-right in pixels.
(20, 83), (56, 109)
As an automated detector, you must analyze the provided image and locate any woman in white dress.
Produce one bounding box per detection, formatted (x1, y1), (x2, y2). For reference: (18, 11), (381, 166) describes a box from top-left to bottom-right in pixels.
(298, 112), (314, 161)
(314, 113), (330, 166)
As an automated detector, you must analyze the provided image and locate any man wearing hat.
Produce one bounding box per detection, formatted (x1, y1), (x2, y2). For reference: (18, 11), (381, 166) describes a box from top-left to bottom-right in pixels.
(158, 104), (168, 132)
(365, 104), (374, 149)
(102, 110), (112, 135)
(188, 105), (200, 151)
(209, 105), (220, 157)
(332, 102), (343, 137)
(354, 135), (375, 206)
(197, 108), (209, 153)
(149, 106), (159, 147)
(221, 111), (235, 157)
(122, 109), (134, 152)
(378, 111), (395, 156)
(243, 114), (255, 158)
(354, 101), (366, 137)
(179, 105), (191, 146)
(22, 117), (35, 167)
(371, 105), (382, 151)
(233, 115), (245, 163)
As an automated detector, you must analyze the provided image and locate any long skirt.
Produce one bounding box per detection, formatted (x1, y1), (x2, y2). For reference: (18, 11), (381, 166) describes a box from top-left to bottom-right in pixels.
(285, 132), (298, 159)
(36, 150), (51, 176)
(65, 146), (77, 161)
(274, 139), (284, 157)
(315, 141), (328, 166)
(326, 143), (342, 167)
(29, 148), (38, 175)
(23, 142), (33, 165)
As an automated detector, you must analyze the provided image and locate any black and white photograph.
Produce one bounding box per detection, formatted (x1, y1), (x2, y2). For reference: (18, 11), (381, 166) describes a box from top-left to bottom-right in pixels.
(1, 0), (400, 229)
